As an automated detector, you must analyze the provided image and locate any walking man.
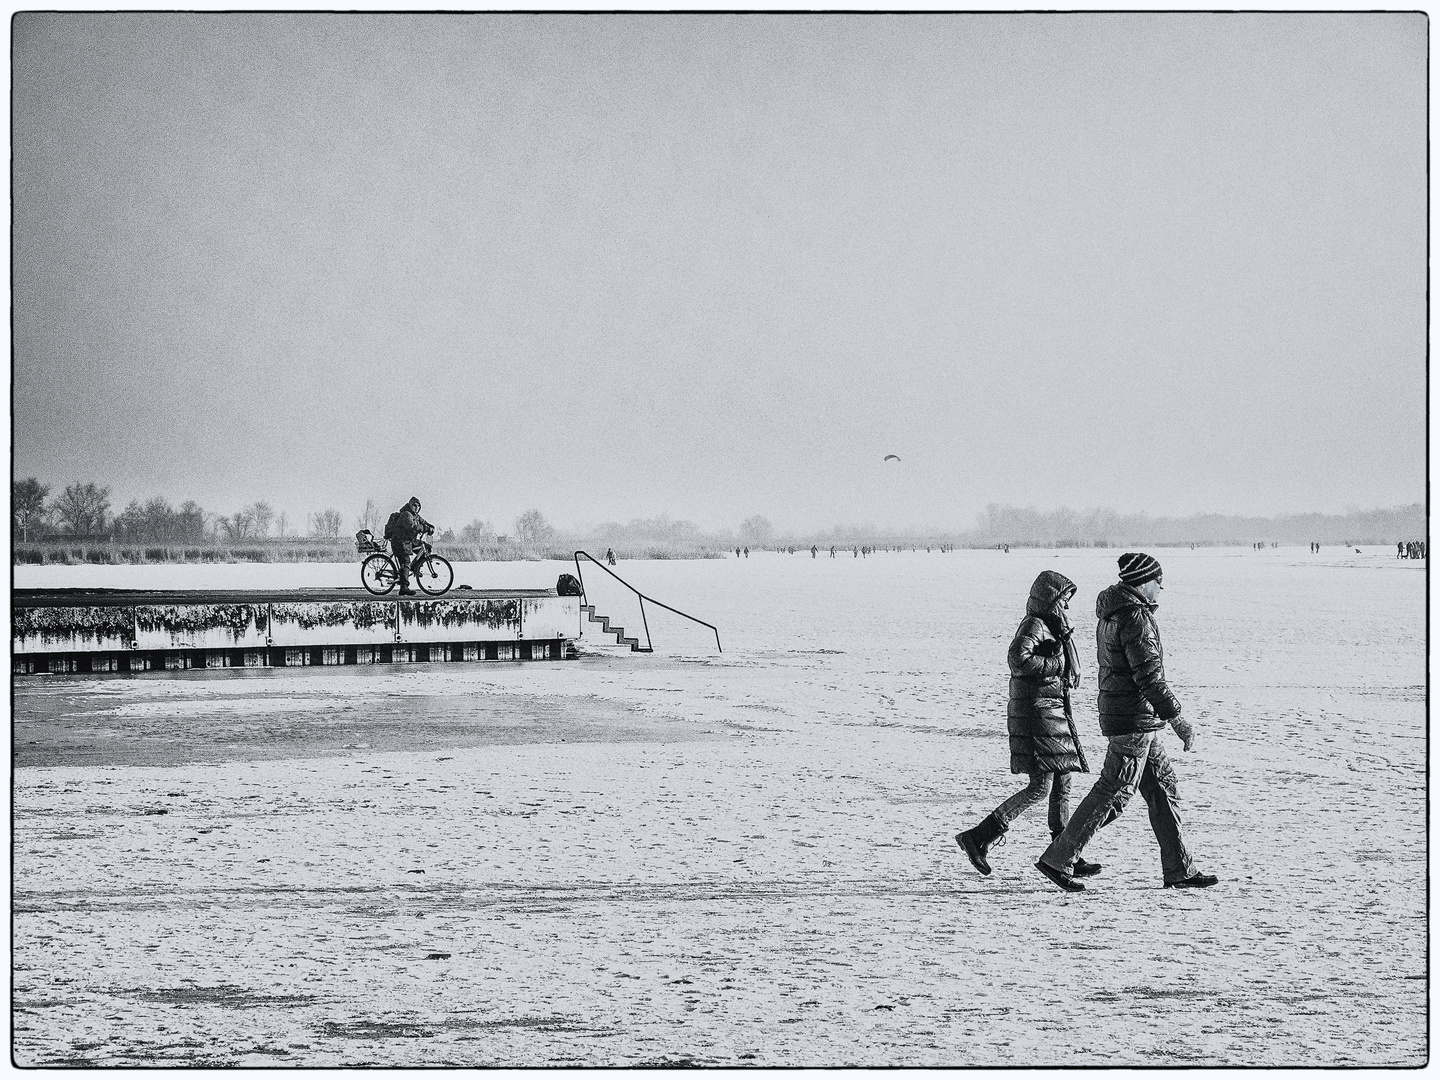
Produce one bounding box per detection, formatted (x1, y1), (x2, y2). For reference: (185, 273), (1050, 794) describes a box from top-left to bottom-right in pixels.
(1035, 553), (1218, 892)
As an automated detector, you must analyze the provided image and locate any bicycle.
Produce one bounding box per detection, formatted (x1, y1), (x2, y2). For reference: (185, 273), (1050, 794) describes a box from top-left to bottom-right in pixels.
(356, 530), (454, 596)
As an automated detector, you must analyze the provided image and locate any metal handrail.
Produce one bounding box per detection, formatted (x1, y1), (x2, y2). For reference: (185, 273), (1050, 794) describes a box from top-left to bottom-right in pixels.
(572, 550), (722, 653)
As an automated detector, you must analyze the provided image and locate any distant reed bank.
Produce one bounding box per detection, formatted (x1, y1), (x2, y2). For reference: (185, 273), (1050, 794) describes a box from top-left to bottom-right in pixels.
(13, 540), (727, 566)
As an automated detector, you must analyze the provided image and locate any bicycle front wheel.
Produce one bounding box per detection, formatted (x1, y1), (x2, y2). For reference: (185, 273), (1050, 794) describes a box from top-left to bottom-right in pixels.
(416, 554), (454, 595)
(361, 553), (398, 595)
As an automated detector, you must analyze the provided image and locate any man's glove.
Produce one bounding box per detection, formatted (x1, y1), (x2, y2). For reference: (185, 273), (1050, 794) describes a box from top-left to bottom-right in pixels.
(1170, 713), (1196, 752)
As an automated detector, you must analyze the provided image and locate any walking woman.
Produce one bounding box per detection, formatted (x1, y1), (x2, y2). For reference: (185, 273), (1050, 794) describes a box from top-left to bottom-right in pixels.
(956, 570), (1099, 877)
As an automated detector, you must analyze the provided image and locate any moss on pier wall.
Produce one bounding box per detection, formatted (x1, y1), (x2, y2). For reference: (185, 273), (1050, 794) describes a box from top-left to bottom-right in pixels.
(401, 599), (521, 631)
(270, 602), (395, 631)
(134, 605), (267, 640)
(14, 606), (136, 647)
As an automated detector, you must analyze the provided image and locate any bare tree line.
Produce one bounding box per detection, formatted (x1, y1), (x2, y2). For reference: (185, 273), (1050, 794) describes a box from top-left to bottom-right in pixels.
(963, 502), (1428, 548)
(12, 478), (355, 544)
(7, 479), (865, 555)
(11, 480), (567, 555)
(13, 479), (1425, 557)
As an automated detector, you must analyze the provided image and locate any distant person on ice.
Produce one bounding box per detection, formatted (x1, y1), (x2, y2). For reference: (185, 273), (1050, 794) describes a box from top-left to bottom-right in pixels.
(384, 496), (433, 596)
(956, 571), (1100, 879)
(1035, 553), (1217, 893)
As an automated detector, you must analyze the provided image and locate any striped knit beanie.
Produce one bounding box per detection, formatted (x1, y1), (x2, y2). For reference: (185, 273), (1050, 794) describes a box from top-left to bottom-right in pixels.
(1118, 552), (1163, 587)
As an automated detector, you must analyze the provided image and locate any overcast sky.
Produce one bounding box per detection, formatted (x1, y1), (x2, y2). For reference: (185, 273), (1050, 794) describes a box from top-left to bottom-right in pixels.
(12, 13), (1426, 534)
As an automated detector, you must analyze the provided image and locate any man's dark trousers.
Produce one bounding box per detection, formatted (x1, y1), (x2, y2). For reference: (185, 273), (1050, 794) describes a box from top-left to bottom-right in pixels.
(393, 540), (415, 591)
(1039, 731), (1197, 885)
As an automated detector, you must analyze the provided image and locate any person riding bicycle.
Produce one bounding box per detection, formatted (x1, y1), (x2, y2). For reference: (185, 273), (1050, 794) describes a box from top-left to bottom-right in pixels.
(384, 497), (434, 596)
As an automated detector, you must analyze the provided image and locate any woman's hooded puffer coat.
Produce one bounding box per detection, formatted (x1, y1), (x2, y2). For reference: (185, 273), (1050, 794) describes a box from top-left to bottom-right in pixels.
(1006, 570), (1083, 774)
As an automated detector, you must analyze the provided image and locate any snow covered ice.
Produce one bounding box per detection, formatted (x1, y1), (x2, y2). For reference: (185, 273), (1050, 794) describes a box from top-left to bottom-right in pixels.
(12, 546), (1425, 1066)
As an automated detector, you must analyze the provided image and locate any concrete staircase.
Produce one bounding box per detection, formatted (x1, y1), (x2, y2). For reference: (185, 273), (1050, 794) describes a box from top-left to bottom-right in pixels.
(580, 603), (652, 652)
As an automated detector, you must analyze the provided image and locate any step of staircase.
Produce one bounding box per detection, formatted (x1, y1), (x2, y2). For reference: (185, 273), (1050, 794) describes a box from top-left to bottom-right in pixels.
(580, 604), (652, 652)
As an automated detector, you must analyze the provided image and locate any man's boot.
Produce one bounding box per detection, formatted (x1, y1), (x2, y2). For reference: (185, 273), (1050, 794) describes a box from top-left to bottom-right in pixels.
(1054, 830), (1102, 877)
(1035, 859), (1085, 892)
(1164, 872), (1219, 889)
(956, 813), (1007, 876)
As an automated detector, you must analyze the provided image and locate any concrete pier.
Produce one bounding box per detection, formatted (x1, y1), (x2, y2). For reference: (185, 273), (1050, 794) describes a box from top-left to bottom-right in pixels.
(12, 588), (579, 674)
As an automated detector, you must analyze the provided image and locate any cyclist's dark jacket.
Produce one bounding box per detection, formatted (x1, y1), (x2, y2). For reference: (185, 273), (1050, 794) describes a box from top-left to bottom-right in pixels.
(1094, 582), (1182, 735)
(391, 506), (433, 547)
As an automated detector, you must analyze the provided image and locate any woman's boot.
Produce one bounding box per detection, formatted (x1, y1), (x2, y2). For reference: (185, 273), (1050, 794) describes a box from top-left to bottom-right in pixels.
(1053, 830), (1102, 877)
(956, 813), (1007, 876)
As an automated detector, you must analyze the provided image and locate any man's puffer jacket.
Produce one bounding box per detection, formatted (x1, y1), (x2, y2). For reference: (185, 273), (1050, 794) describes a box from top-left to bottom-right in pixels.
(1094, 582), (1182, 735)
(1006, 571), (1082, 774)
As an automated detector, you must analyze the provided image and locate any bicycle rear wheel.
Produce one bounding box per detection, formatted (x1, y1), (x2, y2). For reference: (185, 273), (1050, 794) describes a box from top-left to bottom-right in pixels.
(416, 553), (454, 595)
(361, 554), (398, 595)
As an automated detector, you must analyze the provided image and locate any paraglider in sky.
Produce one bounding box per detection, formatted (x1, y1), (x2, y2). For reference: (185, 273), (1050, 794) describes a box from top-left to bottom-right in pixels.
(884, 454), (901, 462)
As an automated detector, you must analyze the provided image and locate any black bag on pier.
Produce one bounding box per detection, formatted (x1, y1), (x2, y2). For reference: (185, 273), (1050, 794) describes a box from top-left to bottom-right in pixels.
(556, 574), (583, 596)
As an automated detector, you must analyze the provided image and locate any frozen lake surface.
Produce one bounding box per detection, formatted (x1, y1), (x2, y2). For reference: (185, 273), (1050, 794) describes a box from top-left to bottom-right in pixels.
(12, 546), (1426, 1066)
